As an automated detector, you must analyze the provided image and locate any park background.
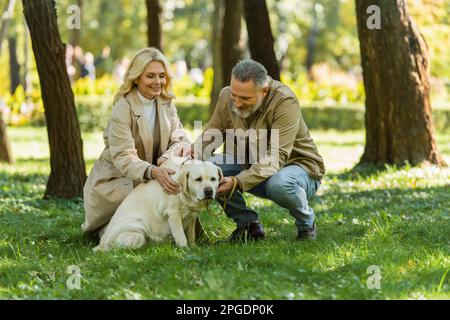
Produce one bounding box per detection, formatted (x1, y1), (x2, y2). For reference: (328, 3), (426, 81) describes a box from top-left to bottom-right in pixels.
(0, 0), (449, 299)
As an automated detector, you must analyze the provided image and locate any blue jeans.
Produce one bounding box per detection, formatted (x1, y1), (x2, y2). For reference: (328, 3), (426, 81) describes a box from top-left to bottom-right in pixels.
(211, 153), (321, 231)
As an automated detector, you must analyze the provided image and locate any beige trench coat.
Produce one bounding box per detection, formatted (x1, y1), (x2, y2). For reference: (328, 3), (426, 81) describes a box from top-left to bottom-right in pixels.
(82, 88), (190, 233)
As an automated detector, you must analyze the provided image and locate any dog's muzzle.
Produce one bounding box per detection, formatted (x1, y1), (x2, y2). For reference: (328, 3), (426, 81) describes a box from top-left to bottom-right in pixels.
(204, 187), (213, 199)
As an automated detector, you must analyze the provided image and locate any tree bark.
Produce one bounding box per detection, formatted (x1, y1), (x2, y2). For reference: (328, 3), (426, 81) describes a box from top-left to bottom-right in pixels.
(209, 0), (224, 116)
(23, 0), (87, 198)
(356, 0), (445, 167)
(23, 18), (31, 95)
(242, 0), (280, 80)
(0, 0), (17, 53)
(305, 9), (319, 80)
(8, 36), (20, 94)
(0, 0), (16, 163)
(146, 0), (162, 51)
(221, 0), (242, 86)
(0, 114), (13, 163)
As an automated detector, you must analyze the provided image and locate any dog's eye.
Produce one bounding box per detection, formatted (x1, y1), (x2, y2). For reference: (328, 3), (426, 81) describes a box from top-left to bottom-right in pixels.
(195, 177), (202, 182)
(211, 177), (216, 181)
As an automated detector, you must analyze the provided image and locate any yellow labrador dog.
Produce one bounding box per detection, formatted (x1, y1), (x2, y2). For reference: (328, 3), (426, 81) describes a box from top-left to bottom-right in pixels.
(94, 157), (223, 251)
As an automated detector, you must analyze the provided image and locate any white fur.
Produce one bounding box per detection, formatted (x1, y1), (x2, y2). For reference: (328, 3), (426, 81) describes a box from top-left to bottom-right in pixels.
(93, 157), (222, 251)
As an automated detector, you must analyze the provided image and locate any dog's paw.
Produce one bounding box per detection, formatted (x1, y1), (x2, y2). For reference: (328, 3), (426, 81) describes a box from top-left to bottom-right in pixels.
(175, 239), (188, 247)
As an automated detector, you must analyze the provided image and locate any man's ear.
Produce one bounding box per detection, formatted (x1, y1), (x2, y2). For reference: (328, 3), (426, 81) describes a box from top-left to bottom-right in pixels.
(262, 84), (269, 97)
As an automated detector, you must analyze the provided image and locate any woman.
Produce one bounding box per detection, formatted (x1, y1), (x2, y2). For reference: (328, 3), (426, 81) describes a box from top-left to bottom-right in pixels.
(82, 47), (191, 235)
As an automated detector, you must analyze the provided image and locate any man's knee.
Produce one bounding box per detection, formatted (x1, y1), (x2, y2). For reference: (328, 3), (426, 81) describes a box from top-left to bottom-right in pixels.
(265, 174), (297, 198)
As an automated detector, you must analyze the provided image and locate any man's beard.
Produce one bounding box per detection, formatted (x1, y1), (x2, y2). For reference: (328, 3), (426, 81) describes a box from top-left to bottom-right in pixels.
(232, 98), (263, 119)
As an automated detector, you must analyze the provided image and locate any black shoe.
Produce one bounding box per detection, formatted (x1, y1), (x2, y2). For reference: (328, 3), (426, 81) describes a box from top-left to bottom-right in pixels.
(297, 223), (317, 240)
(229, 221), (265, 242)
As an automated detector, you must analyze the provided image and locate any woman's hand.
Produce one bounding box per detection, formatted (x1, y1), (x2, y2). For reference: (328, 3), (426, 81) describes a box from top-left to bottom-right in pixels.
(151, 167), (180, 195)
(157, 157), (168, 166)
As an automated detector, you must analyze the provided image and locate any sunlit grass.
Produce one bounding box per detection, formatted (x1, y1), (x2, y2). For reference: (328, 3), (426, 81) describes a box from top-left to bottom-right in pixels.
(0, 126), (449, 299)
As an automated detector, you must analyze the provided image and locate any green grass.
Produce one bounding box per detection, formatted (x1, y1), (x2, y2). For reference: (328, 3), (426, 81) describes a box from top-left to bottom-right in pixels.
(0, 127), (449, 299)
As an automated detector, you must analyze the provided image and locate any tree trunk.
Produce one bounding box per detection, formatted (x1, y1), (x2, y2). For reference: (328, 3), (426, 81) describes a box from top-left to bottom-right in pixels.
(8, 36), (20, 94)
(146, 0), (162, 51)
(0, 114), (13, 163)
(0, 0), (17, 53)
(209, 0), (224, 116)
(356, 0), (445, 167)
(221, 0), (242, 86)
(23, 18), (31, 95)
(242, 0), (280, 80)
(23, 0), (87, 198)
(305, 9), (319, 80)
(0, 0), (16, 164)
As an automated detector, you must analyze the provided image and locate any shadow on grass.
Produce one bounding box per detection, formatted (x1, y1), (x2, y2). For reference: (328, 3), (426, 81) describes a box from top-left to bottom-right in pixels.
(0, 171), (47, 182)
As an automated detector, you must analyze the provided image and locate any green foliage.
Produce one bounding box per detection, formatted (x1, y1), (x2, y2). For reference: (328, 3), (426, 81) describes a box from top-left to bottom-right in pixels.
(5, 94), (450, 133)
(281, 72), (366, 105)
(75, 95), (112, 132)
(0, 127), (449, 299)
(71, 75), (119, 96)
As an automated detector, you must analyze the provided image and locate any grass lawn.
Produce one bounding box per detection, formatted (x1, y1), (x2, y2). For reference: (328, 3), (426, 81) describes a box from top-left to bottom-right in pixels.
(0, 126), (449, 299)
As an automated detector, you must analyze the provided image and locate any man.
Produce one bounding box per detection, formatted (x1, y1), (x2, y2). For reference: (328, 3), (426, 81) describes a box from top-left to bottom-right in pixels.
(194, 59), (325, 241)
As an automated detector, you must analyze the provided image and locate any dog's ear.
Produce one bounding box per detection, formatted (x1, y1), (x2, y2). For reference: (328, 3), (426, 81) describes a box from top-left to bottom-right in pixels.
(216, 166), (224, 182)
(179, 166), (190, 193)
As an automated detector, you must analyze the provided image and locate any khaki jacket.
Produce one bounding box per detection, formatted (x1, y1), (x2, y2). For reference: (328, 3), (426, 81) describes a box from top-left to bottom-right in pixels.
(195, 78), (325, 192)
(82, 88), (190, 232)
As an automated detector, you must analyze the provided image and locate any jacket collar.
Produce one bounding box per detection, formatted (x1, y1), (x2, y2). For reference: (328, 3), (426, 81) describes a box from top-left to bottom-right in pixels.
(256, 76), (275, 114)
(126, 87), (171, 116)
(124, 88), (172, 162)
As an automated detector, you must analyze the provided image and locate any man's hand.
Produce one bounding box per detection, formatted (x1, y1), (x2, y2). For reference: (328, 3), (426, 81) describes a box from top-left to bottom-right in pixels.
(151, 167), (180, 195)
(217, 176), (237, 196)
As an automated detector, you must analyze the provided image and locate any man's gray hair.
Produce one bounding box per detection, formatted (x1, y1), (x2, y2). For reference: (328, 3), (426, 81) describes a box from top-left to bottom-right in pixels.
(231, 59), (269, 88)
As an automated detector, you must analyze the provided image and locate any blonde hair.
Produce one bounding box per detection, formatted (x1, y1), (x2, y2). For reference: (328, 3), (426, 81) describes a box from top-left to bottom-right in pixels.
(113, 47), (175, 104)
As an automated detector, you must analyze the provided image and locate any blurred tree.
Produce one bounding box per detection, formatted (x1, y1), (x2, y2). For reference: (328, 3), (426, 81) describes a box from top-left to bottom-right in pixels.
(146, 0), (162, 51)
(8, 35), (20, 93)
(221, 0), (242, 86)
(0, 0), (16, 53)
(356, 0), (446, 167)
(0, 114), (13, 163)
(23, 17), (31, 94)
(270, 0), (360, 76)
(23, 0), (87, 198)
(165, 0), (211, 69)
(0, 0), (16, 164)
(69, 0), (81, 46)
(305, 3), (319, 80)
(55, 0), (147, 66)
(243, 0), (280, 80)
(209, 0), (223, 115)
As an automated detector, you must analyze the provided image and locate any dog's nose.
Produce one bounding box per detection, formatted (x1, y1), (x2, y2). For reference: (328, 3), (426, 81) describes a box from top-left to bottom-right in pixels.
(204, 187), (213, 199)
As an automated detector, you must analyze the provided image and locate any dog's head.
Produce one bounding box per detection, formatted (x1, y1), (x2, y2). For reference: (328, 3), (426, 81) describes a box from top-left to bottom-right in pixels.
(179, 160), (223, 201)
